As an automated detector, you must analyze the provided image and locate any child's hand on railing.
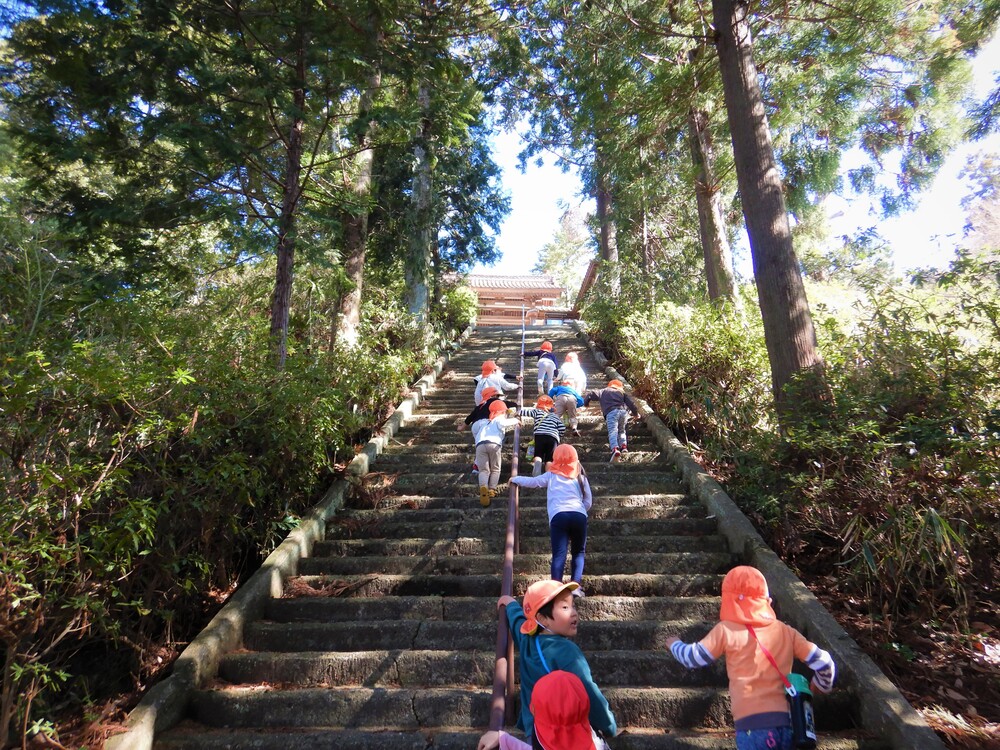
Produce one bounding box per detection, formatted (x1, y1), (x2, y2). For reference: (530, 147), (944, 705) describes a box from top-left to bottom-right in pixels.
(497, 595), (516, 610)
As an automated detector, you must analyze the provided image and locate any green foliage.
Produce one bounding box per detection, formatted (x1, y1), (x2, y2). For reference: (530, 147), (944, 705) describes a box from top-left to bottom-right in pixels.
(0, 251), (434, 745)
(584, 257), (1000, 636)
(436, 283), (479, 333)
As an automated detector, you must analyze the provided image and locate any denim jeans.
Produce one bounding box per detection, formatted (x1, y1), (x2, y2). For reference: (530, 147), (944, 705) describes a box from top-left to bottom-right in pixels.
(549, 511), (588, 582)
(605, 408), (628, 450)
(735, 726), (793, 750)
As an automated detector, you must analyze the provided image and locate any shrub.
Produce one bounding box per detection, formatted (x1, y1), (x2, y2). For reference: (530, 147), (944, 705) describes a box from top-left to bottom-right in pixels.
(0, 262), (434, 745)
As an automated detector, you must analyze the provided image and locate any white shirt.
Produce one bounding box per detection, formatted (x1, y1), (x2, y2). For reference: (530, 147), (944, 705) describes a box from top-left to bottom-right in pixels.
(511, 472), (592, 521)
(473, 416), (518, 445)
(475, 372), (518, 404)
(559, 361), (587, 394)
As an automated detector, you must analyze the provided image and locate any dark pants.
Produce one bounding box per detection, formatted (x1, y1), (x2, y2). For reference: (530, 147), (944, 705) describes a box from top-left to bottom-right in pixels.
(534, 433), (559, 464)
(549, 511), (588, 583)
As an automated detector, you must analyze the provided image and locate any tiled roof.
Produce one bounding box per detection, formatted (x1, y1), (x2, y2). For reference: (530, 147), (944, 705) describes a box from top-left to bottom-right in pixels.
(462, 273), (564, 290)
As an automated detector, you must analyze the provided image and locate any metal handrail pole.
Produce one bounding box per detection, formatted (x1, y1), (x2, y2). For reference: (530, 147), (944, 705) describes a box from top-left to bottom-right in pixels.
(488, 314), (529, 732)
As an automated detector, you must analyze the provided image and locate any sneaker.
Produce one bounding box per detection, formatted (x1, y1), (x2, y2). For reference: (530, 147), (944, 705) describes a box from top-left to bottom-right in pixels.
(571, 587), (586, 598)
(471, 462), (479, 475)
(571, 428), (581, 437)
(479, 486), (491, 507)
(620, 443), (628, 453)
(489, 488), (498, 498)
(610, 448), (621, 463)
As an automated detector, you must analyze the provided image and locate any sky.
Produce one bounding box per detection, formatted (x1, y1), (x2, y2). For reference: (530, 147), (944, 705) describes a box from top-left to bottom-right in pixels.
(474, 33), (1000, 278)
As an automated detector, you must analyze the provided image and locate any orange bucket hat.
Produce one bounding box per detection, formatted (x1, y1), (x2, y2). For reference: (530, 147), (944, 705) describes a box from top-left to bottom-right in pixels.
(488, 399), (508, 418)
(540, 341), (553, 352)
(548, 444), (580, 479)
(607, 379), (624, 389)
(719, 566), (776, 627)
(536, 395), (554, 409)
(520, 579), (579, 634)
(533, 671), (593, 750)
(481, 359), (499, 377)
(480, 386), (499, 401)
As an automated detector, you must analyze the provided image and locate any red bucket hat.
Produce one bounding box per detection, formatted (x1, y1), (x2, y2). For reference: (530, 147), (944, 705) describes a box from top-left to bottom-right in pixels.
(533, 670), (594, 750)
(481, 359), (499, 377)
(540, 341), (553, 352)
(607, 379), (624, 390)
(488, 400), (508, 418)
(719, 566), (776, 627)
(548, 444), (580, 479)
(520, 579), (579, 635)
(536, 395), (554, 409)
(480, 386), (499, 401)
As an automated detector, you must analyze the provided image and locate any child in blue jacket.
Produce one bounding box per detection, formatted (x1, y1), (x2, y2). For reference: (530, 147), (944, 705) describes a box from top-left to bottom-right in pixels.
(548, 379), (584, 436)
(497, 580), (617, 745)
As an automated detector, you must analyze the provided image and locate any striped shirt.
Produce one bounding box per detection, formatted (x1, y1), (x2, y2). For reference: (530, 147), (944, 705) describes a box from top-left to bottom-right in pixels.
(518, 407), (566, 441)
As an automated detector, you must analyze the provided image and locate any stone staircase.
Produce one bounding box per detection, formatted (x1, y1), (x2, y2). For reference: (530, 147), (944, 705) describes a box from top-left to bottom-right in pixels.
(155, 325), (885, 749)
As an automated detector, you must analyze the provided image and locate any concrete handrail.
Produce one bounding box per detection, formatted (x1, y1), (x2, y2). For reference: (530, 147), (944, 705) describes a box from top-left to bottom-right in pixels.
(568, 320), (946, 750)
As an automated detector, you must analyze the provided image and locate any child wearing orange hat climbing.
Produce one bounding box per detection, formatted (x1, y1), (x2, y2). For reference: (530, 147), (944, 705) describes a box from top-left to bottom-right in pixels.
(511, 445), (592, 593)
(495, 580), (617, 747)
(474, 359), (520, 405)
(583, 379), (639, 463)
(518, 395), (566, 477)
(472, 399), (521, 507)
(523, 341), (560, 396)
(665, 566), (836, 750)
(476, 670), (607, 750)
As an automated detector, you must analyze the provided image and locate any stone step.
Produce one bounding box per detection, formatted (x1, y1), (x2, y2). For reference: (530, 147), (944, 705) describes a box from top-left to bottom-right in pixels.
(312, 534), (728, 557)
(240, 618), (716, 653)
(184, 686), (724, 730)
(331, 503), (705, 524)
(263, 594), (723, 623)
(296, 551), (734, 577)
(352, 476), (696, 498)
(217, 649), (726, 688)
(155, 727), (888, 750)
(184, 686), (858, 732)
(341, 491), (693, 511)
(323, 517), (718, 540)
(288, 572), (724, 598)
(374, 448), (664, 465)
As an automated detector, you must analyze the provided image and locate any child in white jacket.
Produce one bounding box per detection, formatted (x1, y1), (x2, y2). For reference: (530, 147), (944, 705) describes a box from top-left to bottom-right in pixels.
(472, 399), (521, 507)
(511, 444), (593, 594)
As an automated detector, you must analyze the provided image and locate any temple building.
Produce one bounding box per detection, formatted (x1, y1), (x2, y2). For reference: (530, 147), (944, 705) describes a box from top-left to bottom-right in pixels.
(461, 273), (570, 326)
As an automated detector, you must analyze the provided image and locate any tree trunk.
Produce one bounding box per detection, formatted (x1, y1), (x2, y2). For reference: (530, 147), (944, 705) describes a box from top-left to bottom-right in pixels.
(713, 0), (823, 405)
(594, 139), (619, 295)
(269, 38), (306, 371)
(688, 107), (738, 304)
(404, 82), (432, 323)
(335, 63), (381, 349)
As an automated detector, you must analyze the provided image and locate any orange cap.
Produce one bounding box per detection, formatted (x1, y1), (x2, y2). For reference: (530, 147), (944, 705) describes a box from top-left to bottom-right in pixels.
(533, 671), (593, 750)
(548, 444), (580, 479)
(520, 579), (579, 635)
(481, 360), (499, 377)
(719, 566), (776, 627)
(488, 399), (508, 418)
(608, 379), (624, 389)
(540, 341), (553, 352)
(536, 395), (554, 409)
(480, 386), (499, 401)
(565, 352), (579, 363)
